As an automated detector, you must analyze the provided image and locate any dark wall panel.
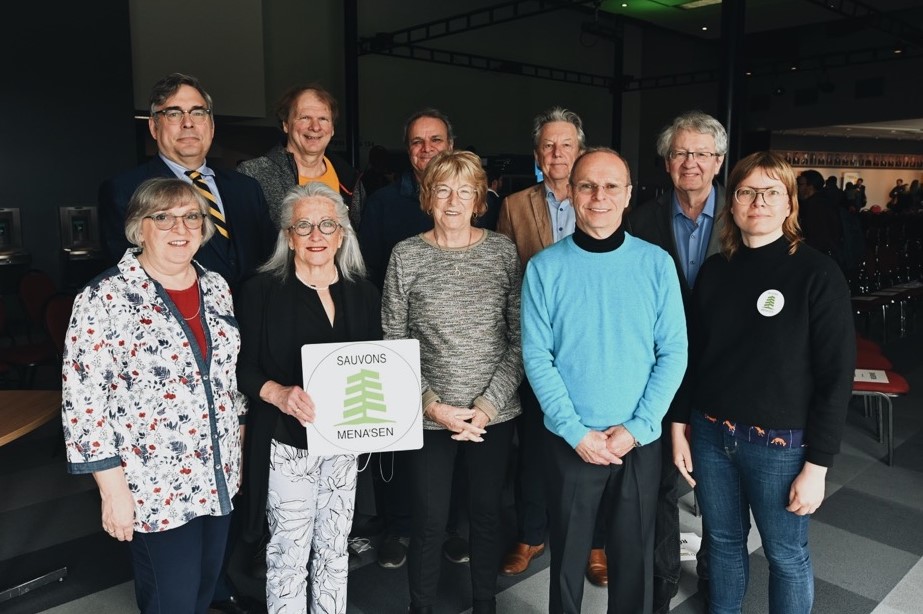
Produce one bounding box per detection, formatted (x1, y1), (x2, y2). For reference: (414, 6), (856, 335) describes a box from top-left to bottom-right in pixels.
(1, 3), (137, 290)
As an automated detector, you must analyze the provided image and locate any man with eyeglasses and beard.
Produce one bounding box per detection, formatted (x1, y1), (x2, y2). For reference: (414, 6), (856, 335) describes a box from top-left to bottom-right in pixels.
(99, 72), (274, 296)
(625, 110), (727, 613)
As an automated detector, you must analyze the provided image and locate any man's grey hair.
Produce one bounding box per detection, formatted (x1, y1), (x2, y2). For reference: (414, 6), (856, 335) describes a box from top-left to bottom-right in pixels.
(259, 183), (366, 282)
(655, 111), (728, 158)
(532, 106), (586, 151)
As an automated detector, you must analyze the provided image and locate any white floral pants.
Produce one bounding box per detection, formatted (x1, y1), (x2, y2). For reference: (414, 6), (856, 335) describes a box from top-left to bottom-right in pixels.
(266, 439), (357, 614)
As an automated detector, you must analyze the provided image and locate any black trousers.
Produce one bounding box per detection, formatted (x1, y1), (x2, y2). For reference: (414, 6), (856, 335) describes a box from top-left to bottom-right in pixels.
(514, 380), (549, 545)
(545, 430), (660, 614)
(514, 380), (606, 548)
(407, 420), (515, 608)
(653, 423), (709, 589)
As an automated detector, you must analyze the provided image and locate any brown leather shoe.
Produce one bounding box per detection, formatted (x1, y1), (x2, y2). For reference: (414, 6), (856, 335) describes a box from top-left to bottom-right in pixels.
(500, 542), (545, 575)
(585, 548), (608, 587)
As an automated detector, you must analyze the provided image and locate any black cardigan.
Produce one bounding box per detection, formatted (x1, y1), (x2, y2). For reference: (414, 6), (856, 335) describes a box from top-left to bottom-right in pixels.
(236, 269), (382, 540)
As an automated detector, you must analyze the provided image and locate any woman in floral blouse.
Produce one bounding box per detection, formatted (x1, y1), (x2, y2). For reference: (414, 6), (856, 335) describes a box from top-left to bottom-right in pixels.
(62, 178), (247, 614)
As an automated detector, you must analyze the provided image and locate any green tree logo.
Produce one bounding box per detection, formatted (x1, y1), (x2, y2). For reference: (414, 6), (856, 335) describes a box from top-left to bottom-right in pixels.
(762, 295), (776, 311)
(336, 369), (395, 426)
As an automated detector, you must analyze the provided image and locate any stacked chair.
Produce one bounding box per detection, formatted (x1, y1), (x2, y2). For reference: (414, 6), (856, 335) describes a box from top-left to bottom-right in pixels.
(851, 211), (923, 343)
(852, 333), (910, 466)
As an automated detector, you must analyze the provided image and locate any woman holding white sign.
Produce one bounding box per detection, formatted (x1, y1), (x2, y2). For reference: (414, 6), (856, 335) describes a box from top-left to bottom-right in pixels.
(236, 182), (381, 614)
(382, 150), (523, 614)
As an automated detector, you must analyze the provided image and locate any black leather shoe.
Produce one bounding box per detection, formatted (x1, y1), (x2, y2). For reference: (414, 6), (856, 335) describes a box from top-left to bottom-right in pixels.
(209, 595), (251, 614)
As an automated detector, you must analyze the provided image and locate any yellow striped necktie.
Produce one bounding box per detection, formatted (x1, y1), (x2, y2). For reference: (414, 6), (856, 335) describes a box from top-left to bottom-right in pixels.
(185, 170), (230, 239)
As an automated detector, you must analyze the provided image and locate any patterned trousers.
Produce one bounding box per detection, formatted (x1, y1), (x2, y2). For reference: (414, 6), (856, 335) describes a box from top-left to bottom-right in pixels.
(266, 439), (357, 614)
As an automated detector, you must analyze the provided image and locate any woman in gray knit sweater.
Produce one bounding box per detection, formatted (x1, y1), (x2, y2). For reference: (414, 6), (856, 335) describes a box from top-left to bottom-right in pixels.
(382, 150), (522, 614)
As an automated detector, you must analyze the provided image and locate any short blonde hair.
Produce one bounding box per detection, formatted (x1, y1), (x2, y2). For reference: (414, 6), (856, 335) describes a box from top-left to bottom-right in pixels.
(719, 151), (802, 259)
(124, 178), (215, 248)
(419, 150), (488, 220)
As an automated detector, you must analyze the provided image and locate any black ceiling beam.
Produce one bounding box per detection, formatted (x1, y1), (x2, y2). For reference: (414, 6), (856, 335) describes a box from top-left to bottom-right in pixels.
(363, 39), (917, 93)
(358, 0), (597, 54)
(802, 0), (923, 49)
(363, 44), (614, 89)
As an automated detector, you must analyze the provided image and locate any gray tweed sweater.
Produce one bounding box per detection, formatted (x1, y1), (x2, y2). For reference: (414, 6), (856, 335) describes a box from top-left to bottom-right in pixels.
(382, 230), (523, 429)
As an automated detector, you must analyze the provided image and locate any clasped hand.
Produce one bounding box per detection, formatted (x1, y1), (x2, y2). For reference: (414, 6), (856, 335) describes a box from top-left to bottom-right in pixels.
(575, 425), (636, 465)
(426, 402), (488, 442)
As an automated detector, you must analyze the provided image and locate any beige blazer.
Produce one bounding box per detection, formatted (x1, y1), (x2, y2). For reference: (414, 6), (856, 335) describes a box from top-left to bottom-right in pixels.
(496, 183), (554, 267)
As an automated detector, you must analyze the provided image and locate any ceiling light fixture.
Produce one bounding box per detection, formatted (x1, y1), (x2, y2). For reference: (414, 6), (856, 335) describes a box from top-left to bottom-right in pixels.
(679, 0), (722, 9)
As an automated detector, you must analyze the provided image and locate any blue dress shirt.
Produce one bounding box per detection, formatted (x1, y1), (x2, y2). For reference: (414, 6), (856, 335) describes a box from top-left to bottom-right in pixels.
(671, 188), (716, 288)
(545, 185), (575, 244)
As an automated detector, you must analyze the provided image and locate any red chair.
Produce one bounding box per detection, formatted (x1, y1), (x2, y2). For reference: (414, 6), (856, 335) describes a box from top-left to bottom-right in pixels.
(855, 350), (892, 370)
(852, 370), (910, 466)
(18, 269), (56, 342)
(0, 295), (57, 388)
(855, 333), (881, 354)
(43, 293), (76, 360)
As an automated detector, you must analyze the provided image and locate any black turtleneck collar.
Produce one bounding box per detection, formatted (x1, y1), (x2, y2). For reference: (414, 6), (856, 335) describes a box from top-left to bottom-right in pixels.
(737, 234), (790, 260)
(573, 225), (626, 253)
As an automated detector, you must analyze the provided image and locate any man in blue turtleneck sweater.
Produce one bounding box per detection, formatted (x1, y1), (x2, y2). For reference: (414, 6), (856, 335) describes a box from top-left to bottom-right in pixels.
(522, 148), (687, 614)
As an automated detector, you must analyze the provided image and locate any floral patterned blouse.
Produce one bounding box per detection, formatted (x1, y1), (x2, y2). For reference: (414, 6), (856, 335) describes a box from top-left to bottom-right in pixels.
(62, 251), (247, 533)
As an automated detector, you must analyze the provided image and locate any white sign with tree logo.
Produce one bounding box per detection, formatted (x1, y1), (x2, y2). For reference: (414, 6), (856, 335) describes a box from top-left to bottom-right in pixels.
(301, 340), (423, 455)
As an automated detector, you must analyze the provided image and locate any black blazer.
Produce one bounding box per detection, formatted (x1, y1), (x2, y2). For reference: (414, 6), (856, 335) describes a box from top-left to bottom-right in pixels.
(235, 271), (382, 541)
(625, 185), (726, 313)
(625, 185), (725, 422)
(98, 156), (276, 293)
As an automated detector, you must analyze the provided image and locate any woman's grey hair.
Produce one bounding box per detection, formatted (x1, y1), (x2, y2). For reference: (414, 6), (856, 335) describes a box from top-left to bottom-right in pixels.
(148, 72), (214, 117)
(532, 106), (586, 151)
(124, 178), (215, 248)
(655, 110), (728, 158)
(259, 182), (366, 282)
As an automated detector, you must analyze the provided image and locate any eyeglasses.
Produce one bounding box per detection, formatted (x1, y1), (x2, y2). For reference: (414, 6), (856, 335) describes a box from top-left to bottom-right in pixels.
(153, 107), (212, 125)
(573, 182), (629, 196)
(734, 187), (789, 207)
(667, 150), (719, 162)
(433, 185), (477, 201)
(290, 219), (340, 236)
(145, 212), (205, 231)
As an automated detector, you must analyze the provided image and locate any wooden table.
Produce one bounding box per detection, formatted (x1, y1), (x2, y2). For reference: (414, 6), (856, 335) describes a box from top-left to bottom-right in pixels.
(0, 389), (62, 447)
(0, 389), (68, 604)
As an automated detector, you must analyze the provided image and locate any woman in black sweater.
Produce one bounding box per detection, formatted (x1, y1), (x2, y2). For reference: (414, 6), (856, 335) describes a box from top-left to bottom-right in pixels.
(670, 152), (855, 614)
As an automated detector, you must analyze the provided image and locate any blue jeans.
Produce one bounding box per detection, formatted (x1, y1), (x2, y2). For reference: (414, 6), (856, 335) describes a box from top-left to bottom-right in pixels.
(691, 411), (813, 614)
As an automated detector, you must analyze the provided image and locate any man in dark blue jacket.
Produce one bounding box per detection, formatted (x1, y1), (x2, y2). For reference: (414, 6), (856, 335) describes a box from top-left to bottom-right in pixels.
(99, 72), (274, 295)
